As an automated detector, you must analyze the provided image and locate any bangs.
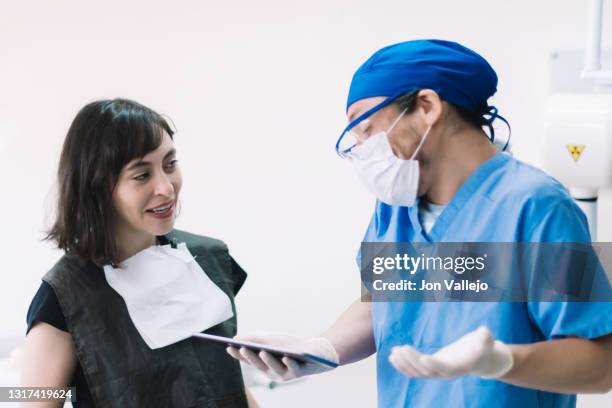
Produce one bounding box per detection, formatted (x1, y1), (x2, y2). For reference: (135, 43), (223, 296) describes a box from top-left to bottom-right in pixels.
(102, 100), (175, 174)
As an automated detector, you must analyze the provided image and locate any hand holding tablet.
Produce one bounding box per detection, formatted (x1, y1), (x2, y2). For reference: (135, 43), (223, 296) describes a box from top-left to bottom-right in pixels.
(194, 333), (339, 381)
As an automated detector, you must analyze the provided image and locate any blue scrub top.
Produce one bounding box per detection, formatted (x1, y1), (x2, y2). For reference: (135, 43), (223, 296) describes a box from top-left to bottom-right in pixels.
(360, 152), (612, 408)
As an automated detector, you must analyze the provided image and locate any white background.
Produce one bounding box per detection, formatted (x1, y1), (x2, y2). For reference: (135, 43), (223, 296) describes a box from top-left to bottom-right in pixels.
(0, 1), (610, 406)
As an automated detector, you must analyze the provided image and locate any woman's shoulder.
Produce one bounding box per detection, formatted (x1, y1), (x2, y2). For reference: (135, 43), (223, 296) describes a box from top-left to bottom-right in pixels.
(26, 280), (68, 334)
(43, 253), (100, 288)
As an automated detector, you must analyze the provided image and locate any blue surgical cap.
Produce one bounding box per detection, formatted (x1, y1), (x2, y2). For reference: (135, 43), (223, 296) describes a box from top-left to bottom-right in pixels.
(344, 39), (508, 145)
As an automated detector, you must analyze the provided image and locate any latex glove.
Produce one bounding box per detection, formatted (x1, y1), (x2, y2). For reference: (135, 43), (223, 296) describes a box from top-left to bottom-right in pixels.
(226, 334), (339, 381)
(389, 326), (513, 379)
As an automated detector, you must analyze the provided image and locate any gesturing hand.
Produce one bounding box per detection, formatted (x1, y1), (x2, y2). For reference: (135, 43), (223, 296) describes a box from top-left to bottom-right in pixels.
(389, 326), (513, 379)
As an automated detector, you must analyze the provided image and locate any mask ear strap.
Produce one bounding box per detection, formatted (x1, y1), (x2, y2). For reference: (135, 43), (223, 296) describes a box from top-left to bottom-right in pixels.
(387, 108), (408, 133)
(409, 125), (432, 160)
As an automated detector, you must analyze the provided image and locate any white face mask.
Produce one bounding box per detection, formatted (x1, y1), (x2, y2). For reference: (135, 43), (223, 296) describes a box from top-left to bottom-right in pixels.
(103, 243), (233, 349)
(348, 110), (432, 207)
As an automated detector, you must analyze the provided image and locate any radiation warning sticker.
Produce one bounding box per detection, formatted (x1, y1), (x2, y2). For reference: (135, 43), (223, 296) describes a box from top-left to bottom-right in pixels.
(566, 145), (585, 162)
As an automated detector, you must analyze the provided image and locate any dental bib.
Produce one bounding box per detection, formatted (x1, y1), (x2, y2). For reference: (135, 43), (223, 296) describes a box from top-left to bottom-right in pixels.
(103, 243), (233, 349)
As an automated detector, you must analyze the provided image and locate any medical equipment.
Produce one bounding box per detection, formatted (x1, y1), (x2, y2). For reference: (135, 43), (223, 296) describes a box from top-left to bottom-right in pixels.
(543, 0), (612, 240)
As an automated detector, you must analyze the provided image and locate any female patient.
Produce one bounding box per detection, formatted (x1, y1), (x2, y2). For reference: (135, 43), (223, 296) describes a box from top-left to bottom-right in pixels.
(21, 99), (257, 407)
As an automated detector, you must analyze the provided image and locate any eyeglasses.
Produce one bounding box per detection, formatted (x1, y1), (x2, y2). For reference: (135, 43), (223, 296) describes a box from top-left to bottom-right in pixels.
(335, 119), (372, 158)
(336, 107), (408, 159)
(335, 90), (407, 158)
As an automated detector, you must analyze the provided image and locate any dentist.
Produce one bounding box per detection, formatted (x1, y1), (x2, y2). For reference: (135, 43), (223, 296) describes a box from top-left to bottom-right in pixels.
(228, 40), (612, 407)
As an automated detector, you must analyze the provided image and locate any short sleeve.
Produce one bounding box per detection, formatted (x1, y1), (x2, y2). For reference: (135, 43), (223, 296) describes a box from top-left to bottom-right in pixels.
(229, 256), (247, 296)
(523, 197), (590, 243)
(26, 281), (68, 334)
(525, 198), (612, 340)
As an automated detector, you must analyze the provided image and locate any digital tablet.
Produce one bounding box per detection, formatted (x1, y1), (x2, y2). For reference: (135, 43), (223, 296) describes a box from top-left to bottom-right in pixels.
(192, 333), (338, 368)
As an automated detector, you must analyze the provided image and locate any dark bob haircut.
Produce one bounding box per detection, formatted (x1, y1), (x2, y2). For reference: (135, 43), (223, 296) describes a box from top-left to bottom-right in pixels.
(46, 98), (174, 266)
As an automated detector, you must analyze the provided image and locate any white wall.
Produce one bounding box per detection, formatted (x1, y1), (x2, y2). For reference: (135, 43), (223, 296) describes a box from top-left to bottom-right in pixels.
(0, 1), (610, 406)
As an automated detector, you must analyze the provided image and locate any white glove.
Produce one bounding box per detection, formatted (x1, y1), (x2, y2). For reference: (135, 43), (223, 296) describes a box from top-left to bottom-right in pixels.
(226, 333), (339, 381)
(389, 326), (513, 379)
